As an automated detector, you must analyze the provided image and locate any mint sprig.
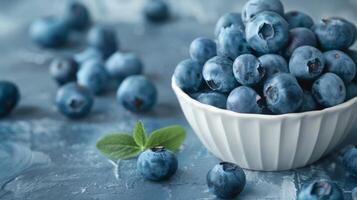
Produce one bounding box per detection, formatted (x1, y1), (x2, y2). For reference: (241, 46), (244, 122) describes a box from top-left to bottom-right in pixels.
(96, 121), (186, 160)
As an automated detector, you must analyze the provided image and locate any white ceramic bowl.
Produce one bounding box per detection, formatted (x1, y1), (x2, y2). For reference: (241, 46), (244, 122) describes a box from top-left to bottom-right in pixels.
(172, 78), (357, 171)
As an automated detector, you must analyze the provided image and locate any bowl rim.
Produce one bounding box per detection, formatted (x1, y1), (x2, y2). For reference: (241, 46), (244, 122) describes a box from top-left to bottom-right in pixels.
(171, 77), (357, 119)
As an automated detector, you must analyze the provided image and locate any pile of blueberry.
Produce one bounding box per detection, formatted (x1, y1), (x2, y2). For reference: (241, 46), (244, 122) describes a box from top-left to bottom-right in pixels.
(174, 0), (357, 115)
(29, 1), (166, 119)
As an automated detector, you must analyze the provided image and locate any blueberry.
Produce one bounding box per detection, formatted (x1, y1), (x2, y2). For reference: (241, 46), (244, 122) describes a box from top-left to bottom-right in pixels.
(49, 57), (79, 85)
(246, 11), (289, 54)
(313, 17), (356, 50)
(342, 146), (357, 177)
(346, 49), (357, 83)
(29, 17), (69, 48)
(214, 12), (245, 37)
(63, 1), (91, 31)
(312, 73), (346, 108)
(297, 179), (344, 200)
(143, 0), (170, 22)
(289, 46), (325, 80)
(174, 59), (203, 92)
(74, 47), (104, 65)
(323, 50), (356, 83)
(300, 91), (317, 112)
(207, 162), (246, 199)
(189, 37), (217, 64)
(241, 0), (284, 24)
(346, 83), (357, 100)
(284, 27), (317, 58)
(233, 54), (265, 86)
(105, 52), (143, 82)
(196, 92), (227, 109)
(137, 147), (177, 181)
(87, 26), (118, 59)
(117, 75), (157, 112)
(0, 81), (20, 118)
(77, 59), (108, 95)
(202, 56), (238, 93)
(55, 83), (93, 119)
(258, 54), (288, 79)
(284, 11), (314, 29)
(227, 86), (264, 114)
(217, 25), (252, 60)
(264, 73), (303, 114)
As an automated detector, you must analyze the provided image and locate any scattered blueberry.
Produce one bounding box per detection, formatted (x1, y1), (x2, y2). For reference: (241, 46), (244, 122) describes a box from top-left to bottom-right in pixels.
(55, 83), (94, 119)
(137, 147), (177, 181)
(227, 86), (264, 114)
(264, 73), (303, 114)
(74, 47), (104, 64)
(346, 83), (357, 100)
(241, 0), (284, 24)
(323, 50), (356, 83)
(77, 59), (108, 95)
(217, 25), (252, 60)
(143, 0), (170, 22)
(49, 56), (79, 85)
(284, 27), (317, 58)
(63, 1), (91, 31)
(233, 54), (265, 86)
(297, 179), (344, 200)
(105, 52), (143, 82)
(299, 91), (317, 112)
(246, 11), (289, 54)
(214, 12), (244, 37)
(174, 59), (203, 92)
(0, 81), (20, 118)
(312, 73), (346, 108)
(87, 26), (118, 59)
(196, 92), (227, 109)
(289, 46), (325, 80)
(202, 56), (238, 93)
(284, 11), (314, 29)
(207, 162), (246, 199)
(258, 54), (288, 79)
(29, 17), (69, 48)
(189, 37), (217, 64)
(342, 146), (357, 177)
(117, 75), (157, 112)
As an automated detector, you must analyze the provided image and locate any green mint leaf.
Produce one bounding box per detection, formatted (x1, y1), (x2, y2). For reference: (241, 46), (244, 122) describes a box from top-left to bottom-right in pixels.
(145, 125), (186, 152)
(133, 121), (147, 148)
(96, 134), (141, 160)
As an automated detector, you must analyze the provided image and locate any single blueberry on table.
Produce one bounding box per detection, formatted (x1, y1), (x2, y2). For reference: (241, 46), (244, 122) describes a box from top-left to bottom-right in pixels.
(62, 1), (91, 31)
(117, 75), (157, 112)
(189, 37), (217, 64)
(217, 25), (252, 60)
(342, 146), (357, 177)
(313, 17), (356, 50)
(323, 50), (356, 83)
(284, 11), (314, 29)
(299, 91), (317, 112)
(105, 52), (143, 82)
(137, 147), (178, 181)
(143, 0), (170, 22)
(289, 46), (325, 80)
(49, 56), (79, 85)
(77, 59), (108, 95)
(297, 179), (344, 200)
(55, 83), (94, 119)
(233, 54), (265, 86)
(312, 73), (346, 108)
(284, 27), (317, 58)
(241, 0), (284, 24)
(214, 12), (244, 37)
(202, 56), (238, 93)
(0, 81), (20, 118)
(264, 73), (303, 114)
(227, 86), (264, 114)
(87, 26), (118, 59)
(346, 83), (357, 100)
(196, 92), (227, 109)
(258, 54), (288, 79)
(29, 17), (69, 48)
(174, 59), (203, 92)
(246, 11), (289, 54)
(207, 162), (246, 199)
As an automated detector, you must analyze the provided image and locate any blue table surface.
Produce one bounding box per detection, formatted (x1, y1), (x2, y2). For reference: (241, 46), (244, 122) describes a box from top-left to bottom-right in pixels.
(0, 0), (357, 199)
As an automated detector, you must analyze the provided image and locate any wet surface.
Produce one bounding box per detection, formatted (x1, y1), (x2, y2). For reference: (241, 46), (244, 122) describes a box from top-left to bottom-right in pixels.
(0, 0), (357, 199)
